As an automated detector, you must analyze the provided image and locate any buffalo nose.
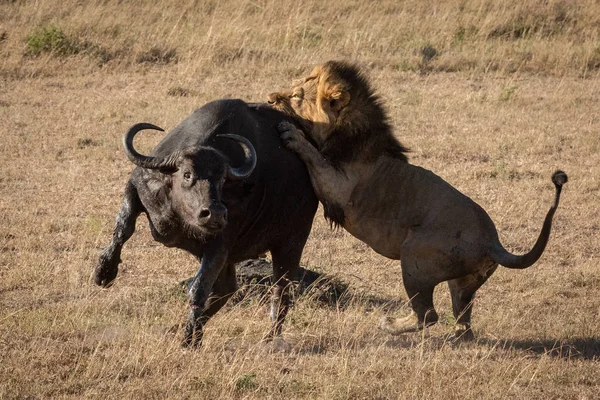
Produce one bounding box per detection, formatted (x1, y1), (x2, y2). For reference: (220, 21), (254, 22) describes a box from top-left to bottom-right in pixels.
(199, 204), (228, 229)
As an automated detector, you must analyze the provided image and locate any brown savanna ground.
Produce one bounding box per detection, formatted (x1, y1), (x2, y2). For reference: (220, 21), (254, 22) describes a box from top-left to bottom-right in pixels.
(1, 1), (599, 399)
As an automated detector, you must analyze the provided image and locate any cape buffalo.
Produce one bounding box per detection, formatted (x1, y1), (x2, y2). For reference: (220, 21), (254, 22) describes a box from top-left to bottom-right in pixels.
(93, 99), (318, 347)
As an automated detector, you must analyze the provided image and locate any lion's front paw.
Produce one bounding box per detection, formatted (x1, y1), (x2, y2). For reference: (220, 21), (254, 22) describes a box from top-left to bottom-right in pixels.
(379, 313), (421, 335)
(277, 121), (306, 152)
(260, 336), (293, 354)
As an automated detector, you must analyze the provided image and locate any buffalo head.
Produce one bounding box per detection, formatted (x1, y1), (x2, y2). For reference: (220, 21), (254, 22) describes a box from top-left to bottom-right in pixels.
(123, 123), (256, 237)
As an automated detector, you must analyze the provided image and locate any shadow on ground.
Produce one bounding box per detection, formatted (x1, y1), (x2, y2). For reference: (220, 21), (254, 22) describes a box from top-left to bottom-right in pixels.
(478, 337), (600, 361)
(178, 259), (600, 360)
(179, 258), (403, 312)
(381, 332), (600, 361)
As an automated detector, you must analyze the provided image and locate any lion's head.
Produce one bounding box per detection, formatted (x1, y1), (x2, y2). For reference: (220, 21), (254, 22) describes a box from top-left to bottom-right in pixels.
(268, 61), (408, 163)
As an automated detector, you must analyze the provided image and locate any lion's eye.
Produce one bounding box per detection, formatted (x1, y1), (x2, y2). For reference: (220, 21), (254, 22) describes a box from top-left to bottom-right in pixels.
(291, 89), (303, 99)
(183, 171), (192, 180)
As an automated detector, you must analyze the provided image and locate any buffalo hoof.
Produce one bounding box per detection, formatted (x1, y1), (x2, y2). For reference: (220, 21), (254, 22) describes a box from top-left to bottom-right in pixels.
(167, 321), (201, 348)
(181, 309), (203, 348)
(448, 324), (475, 342)
(93, 251), (119, 287)
(181, 327), (203, 348)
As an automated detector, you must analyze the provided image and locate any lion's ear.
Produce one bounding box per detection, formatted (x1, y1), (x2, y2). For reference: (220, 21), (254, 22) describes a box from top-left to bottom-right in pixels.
(319, 84), (350, 115)
(328, 90), (350, 113)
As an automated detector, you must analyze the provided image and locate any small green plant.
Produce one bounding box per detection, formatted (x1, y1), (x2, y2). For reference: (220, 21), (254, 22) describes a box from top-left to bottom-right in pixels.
(84, 215), (103, 236)
(296, 25), (323, 48)
(397, 60), (418, 72)
(494, 160), (506, 177)
(500, 85), (518, 102)
(442, 312), (456, 325)
(25, 25), (80, 57)
(452, 25), (478, 46)
(235, 373), (258, 392)
(454, 27), (466, 44)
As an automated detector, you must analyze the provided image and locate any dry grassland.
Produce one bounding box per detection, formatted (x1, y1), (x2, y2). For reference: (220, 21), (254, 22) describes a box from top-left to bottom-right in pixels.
(1, 1), (599, 399)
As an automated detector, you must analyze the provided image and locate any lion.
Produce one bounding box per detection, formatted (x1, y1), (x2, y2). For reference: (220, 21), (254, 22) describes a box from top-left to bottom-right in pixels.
(267, 61), (568, 340)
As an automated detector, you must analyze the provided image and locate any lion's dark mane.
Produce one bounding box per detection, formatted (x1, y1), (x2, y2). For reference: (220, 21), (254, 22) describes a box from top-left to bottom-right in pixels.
(318, 61), (409, 166)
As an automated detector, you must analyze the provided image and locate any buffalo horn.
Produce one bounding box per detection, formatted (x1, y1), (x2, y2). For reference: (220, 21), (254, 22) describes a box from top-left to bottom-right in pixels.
(218, 134), (257, 180)
(122, 123), (177, 171)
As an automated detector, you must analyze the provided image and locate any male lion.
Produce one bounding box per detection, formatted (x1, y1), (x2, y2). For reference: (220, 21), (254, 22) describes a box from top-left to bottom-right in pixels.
(267, 61), (567, 340)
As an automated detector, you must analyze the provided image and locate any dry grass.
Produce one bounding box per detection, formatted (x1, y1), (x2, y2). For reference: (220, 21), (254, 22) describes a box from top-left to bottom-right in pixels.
(1, 1), (599, 399)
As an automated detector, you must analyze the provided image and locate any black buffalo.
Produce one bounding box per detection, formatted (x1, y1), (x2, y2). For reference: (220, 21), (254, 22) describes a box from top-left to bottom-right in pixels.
(93, 99), (318, 347)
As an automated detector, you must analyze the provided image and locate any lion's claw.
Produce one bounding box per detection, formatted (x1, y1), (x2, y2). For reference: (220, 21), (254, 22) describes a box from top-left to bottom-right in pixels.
(277, 121), (305, 151)
(277, 121), (295, 132)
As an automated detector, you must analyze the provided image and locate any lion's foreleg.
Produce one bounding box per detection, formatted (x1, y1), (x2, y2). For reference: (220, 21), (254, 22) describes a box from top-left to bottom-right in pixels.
(380, 248), (440, 336)
(379, 286), (438, 335)
(278, 122), (355, 205)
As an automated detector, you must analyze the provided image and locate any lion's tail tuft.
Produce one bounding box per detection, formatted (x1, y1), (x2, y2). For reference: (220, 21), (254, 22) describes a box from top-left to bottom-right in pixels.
(490, 170), (567, 270)
(552, 170), (568, 187)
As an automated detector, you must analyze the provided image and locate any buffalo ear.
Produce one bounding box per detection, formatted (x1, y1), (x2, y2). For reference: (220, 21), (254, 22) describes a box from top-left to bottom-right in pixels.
(146, 174), (172, 195)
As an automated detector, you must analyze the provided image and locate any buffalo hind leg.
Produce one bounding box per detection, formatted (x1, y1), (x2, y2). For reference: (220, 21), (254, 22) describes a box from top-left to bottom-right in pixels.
(448, 264), (498, 341)
(94, 182), (142, 287)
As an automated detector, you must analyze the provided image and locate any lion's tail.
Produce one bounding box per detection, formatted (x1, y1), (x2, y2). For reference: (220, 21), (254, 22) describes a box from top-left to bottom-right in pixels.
(489, 170), (567, 270)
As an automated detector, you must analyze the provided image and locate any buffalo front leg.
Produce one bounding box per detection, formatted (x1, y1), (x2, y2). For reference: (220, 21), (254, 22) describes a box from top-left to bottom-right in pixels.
(183, 241), (228, 347)
(94, 182), (142, 287)
(198, 263), (238, 328)
(267, 247), (303, 339)
(262, 246), (302, 353)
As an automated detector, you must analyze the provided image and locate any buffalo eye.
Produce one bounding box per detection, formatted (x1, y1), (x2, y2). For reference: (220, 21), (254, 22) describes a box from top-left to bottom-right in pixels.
(183, 171), (192, 181)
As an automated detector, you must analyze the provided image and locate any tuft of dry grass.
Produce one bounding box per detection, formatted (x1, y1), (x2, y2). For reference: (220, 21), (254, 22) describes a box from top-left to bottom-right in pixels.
(2, 0), (600, 80)
(1, 1), (599, 399)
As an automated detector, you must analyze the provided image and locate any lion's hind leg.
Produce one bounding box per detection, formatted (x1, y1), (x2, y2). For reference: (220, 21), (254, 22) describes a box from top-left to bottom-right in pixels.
(380, 237), (446, 336)
(447, 263), (498, 341)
